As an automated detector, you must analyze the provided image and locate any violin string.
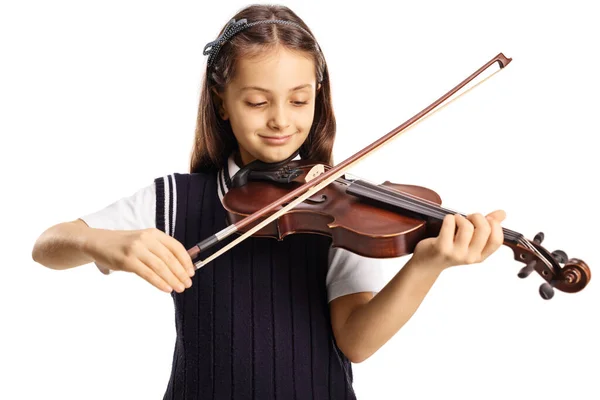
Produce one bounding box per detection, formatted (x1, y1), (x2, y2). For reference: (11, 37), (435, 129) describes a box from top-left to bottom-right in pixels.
(338, 177), (451, 216)
(340, 177), (523, 241)
(342, 177), (463, 221)
(370, 178), (523, 241)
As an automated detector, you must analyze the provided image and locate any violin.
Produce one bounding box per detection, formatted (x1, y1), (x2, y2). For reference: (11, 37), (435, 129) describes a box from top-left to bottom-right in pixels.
(186, 53), (591, 300)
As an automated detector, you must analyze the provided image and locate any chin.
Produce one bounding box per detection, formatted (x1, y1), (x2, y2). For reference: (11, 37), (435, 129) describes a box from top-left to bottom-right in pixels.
(257, 153), (290, 164)
(257, 146), (300, 163)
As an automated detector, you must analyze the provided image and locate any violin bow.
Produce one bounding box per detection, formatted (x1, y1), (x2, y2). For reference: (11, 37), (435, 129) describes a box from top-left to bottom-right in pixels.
(188, 53), (511, 261)
(186, 52), (590, 298)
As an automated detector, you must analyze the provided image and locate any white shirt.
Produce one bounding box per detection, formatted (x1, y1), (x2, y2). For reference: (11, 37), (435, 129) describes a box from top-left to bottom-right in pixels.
(80, 155), (386, 302)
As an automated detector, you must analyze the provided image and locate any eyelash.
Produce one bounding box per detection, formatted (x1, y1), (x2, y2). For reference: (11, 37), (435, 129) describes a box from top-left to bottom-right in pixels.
(246, 101), (308, 108)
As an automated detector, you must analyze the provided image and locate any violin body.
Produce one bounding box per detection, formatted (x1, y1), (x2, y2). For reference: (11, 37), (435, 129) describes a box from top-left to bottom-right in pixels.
(223, 160), (442, 258)
(221, 160), (590, 299)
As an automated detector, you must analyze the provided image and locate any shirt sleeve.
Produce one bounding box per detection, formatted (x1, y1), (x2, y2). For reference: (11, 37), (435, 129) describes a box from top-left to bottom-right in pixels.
(79, 182), (156, 275)
(326, 246), (387, 303)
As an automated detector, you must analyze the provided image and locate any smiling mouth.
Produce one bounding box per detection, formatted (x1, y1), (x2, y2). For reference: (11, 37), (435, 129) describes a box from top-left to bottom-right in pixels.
(258, 133), (295, 139)
(258, 133), (296, 145)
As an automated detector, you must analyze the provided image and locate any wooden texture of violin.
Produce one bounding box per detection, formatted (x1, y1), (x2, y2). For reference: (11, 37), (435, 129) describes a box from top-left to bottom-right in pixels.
(223, 160), (442, 258)
(220, 160), (591, 299)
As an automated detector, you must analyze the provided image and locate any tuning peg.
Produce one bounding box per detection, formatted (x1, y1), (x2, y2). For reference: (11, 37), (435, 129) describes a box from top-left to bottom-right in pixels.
(551, 250), (568, 264)
(539, 282), (555, 300)
(518, 260), (536, 279)
(533, 232), (544, 245)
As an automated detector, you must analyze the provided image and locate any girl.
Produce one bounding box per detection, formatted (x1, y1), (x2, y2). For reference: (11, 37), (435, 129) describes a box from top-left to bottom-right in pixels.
(31, 4), (505, 399)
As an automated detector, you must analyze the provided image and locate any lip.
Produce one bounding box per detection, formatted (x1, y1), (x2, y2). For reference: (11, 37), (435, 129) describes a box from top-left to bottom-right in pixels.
(258, 133), (294, 145)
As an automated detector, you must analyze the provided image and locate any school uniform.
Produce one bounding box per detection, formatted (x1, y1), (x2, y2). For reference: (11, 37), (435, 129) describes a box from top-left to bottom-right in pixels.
(81, 155), (386, 399)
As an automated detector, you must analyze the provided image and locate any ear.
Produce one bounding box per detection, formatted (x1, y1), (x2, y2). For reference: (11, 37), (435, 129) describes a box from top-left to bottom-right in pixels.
(211, 87), (229, 120)
(317, 82), (322, 91)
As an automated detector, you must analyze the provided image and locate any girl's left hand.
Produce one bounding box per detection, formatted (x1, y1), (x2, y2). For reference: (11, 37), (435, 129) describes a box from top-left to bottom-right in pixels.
(411, 210), (506, 271)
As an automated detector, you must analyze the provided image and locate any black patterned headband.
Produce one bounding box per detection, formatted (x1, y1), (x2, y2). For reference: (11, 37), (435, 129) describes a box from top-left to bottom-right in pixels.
(202, 18), (321, 70)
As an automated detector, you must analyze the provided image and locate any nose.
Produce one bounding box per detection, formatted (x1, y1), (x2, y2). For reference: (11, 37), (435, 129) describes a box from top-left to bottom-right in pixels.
(267, 103), (291, 131)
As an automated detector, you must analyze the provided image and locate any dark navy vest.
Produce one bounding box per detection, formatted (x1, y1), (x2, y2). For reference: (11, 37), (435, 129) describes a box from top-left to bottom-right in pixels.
(155, 171), (356, 400)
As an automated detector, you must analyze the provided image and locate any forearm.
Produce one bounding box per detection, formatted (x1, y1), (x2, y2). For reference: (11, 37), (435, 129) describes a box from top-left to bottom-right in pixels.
(339, 257), (444, 362)
(31, 220), (102, 270)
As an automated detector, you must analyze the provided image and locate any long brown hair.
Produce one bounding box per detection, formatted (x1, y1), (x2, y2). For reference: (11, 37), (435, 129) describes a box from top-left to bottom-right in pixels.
(189, 4), (336, 173)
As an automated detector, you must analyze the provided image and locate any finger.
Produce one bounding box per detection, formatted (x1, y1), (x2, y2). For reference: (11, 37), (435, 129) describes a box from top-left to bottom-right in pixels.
(129, 257), (174, 293)
(437, 214), (457, 251)
(139, 249), (188, 293)
(454, 214), (474, 253)
(486, 209), (506, 223)
(148, 239), (193, 289)
(466, 213), (491, 260)
(481, 218), (505, 259)
(159, 234), (196, 277)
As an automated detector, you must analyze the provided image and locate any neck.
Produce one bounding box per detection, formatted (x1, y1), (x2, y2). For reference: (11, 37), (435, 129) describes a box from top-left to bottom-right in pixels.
(233, 151), (246, 168)
(237, 147), (263, 167)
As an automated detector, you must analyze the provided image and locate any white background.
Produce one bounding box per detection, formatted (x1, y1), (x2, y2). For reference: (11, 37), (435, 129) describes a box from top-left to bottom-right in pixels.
(2, 0), (599, 399)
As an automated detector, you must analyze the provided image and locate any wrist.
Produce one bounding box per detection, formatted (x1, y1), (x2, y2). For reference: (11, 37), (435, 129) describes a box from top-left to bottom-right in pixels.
(405, 255), (448, 275)
(79, 225), (105, 262)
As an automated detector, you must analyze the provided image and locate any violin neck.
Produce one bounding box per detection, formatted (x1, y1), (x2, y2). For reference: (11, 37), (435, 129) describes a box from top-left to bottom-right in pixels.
(346, 180), (522, 245)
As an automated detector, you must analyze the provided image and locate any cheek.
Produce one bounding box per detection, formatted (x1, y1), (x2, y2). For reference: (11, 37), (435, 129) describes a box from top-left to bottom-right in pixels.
(229, 110), (262, 137)
(294, 105), (315, 126)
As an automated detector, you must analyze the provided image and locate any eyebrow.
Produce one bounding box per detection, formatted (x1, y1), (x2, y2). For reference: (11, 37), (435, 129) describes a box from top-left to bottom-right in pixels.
(239, 83), (312, 93)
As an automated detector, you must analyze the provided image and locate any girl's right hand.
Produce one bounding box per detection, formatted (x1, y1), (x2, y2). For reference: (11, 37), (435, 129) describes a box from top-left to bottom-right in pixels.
(89, 228), (195, 294)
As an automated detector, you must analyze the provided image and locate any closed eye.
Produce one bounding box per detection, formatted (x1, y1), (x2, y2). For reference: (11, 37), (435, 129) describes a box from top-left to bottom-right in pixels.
(246, 101), (266, 108)
(245, 101), (309, 108)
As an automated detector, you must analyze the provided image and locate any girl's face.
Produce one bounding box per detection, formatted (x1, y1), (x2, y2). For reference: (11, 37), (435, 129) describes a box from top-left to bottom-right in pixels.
(215, 46), (320, 166)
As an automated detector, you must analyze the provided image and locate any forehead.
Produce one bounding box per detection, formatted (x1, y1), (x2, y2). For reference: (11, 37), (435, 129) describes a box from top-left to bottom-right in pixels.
(229, 46), (316, 93)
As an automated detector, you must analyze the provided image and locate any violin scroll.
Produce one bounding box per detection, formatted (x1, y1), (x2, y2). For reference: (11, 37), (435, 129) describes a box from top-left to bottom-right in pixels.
(538, 259), (590, 300)
(558, 258), (591, 292)
(508, 231), (591, 299)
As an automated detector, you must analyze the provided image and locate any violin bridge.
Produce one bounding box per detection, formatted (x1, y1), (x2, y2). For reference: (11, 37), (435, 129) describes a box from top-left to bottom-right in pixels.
(305, 164), (325, 182)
